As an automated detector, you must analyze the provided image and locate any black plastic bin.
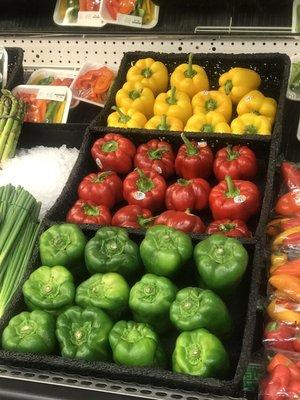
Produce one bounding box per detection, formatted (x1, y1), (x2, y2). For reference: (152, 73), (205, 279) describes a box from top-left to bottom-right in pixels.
(93, 51), (290, 147)
(0, 219), (262, 397)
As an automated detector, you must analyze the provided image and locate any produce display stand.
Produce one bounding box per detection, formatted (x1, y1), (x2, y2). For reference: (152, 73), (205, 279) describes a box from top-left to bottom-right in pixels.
(0, 0), (300, 399)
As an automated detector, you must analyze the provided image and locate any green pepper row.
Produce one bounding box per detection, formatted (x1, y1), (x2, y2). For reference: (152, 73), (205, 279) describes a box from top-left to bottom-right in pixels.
(1, 223), (249, 379)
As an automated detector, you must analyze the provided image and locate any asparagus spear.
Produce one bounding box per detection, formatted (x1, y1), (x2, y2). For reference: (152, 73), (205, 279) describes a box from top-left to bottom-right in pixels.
(0, 93), (12, 135)
(0, 91), (19, 161)
(1, 99), (25, 163)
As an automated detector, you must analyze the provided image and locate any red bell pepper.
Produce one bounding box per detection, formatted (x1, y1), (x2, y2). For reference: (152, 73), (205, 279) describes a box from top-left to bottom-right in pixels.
(66, 200), (111, 225)
(165, 178), (210, 212)
(263, 364), (290, 400)
(281, 162), (300, 192)
(91, 133), (136, 175)
(293, 334), (300, 352)
(206, 218), (251, 238)
(175, 134), (214, 180)
(275, 192), (300, 218)
(123, 168), (166, 212)
(111, 205), (153, 229)
(264, 321), (295, 351)
(154, 210), (205, 234)
(209, 175), (260, 222)
(213, 145), (258, 182)
(78, 171), (122, 208)
(134, 139), (175, 179)
(288, 381), (300, 398)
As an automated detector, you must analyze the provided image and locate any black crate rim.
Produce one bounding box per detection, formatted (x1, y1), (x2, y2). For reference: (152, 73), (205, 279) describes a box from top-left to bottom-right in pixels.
(5, 47), (24, 90)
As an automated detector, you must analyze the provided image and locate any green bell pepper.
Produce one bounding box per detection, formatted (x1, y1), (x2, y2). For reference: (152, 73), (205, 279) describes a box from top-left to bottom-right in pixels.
(75, 272), (130, 319)
(194, 234), (248, 296)
(2, 310), (56, 354)
(172, 328), (230, 378)
(140, 225), (193, 277)
(109, 320), (165, 368)
(85, 227), (141, 278)
(129, 274), (177, 333)
(169, 287), (232, 337)
(56, 306), (113, 361)
(22, 266), (75, 316)
(39, 224), (87, 277)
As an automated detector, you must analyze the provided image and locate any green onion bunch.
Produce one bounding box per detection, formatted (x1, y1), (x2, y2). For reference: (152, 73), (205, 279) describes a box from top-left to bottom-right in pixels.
(0, 184), (41, 317)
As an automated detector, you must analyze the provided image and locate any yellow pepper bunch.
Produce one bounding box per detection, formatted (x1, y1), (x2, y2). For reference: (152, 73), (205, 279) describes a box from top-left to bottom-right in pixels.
(107, 55), (277, 136)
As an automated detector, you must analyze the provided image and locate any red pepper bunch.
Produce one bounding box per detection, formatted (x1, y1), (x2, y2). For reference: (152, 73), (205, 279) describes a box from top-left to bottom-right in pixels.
(67, 132), (261, 236)
(262, 354), (300, 400)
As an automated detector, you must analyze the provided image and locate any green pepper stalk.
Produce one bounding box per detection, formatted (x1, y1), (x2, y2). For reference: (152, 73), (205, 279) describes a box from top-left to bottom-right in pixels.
(56, 306), (113, 361)
(109, 320), (165, 368)
(184, 53), (197, 79)
(172, 328), (230, 378)
(129, 274), (177, 333)
(170, 287), (232, 337)
(167, 86), (178, 106)
(180, 133), (198, 156)
(75, 272), (130, 319)
(112, 106), (131, 124)
(157, 114), (170, 130)
(2, 310), (56, 354)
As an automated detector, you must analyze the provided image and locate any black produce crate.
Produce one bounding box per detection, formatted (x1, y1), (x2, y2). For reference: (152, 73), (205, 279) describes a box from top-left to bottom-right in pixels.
(17, 123), (88, 150)
(152, 0), (292, 7)
(5, 47), (24, 90)
(0, 220), (262, 397)
(94, 51), (290, 146)
(46, 126), (274, 241)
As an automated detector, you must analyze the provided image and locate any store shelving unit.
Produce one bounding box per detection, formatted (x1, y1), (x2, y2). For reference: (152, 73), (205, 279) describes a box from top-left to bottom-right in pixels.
(0, 1), (299, 399)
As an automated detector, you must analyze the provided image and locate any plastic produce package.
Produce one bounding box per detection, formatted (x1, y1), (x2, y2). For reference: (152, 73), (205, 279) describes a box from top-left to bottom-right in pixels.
(53, 0), (106, 27)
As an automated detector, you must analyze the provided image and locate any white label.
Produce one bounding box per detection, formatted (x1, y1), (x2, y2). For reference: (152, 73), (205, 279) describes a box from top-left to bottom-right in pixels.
(116, 13), (142, 27)
(198, 141), (207, 148)
(133, 191), (145, 200)
(77, 11), (103, 27)
(155, 166), (162, 174)
(36, 86), (67, 102)
(95, 158), (103, 169)
(234, 195), (246, 204)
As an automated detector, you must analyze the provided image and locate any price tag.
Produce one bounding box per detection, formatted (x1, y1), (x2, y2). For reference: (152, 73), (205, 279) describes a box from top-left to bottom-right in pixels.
(198, 141), (207, 148)
(116, 13), (142, 27)
(95, 158), (103, 169)
(37, 86), (67, 102)
(77, 11), (103, 27)
(234, 195), (246, 204)
(133, 191), (146, 200)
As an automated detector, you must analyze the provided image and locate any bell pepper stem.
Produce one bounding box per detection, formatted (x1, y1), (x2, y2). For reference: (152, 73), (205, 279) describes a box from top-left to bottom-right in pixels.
(136, 168), (154, 193)
(102, 140), (118, 153)
(205, 98), (217, 112)
(129, 90), (142, 100)
(226, 145), (239, 160)
(225, 80), (233, 95)
(83, 203), (100, 217)
(178, 178), (190, 186)
(225, 175), (240, 198)
(157, 114), (170, 130)
(138, 215), (157, 228)
(112, 106), (131, 123)
(148, 147), (167, 160)
(167, 87), (177, 105)
(181, 133), (198, 156)
(184, 53), (197, 78)
(219, 223), (236, 232)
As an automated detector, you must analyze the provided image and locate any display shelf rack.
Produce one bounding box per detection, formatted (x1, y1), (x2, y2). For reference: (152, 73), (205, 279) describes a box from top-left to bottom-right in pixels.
(0, 0), (299, 37)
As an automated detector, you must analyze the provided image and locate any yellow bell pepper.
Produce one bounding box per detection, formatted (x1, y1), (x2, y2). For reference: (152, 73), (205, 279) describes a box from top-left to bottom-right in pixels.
(107, 107), (147, 129)
(126, 58), (168, 97)
(115, 81), (154, 119)
(184, 111), (231, 134)
(231, 113), (271, 135)
(219, 67), (261, 104)
(192, 90), (232, 123)
(144, 114), (183, 132)
(153, 86), (192, 125)
(237, 90), (277, 125)
(170, 53), (209, 99)
(53, 101), (66, 123)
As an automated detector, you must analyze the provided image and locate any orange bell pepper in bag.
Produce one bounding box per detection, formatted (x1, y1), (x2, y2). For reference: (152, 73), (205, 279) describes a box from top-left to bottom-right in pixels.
(272, 260), (300, 278)
(269, 274), (300, 303)
(267, 298), (300, 325)
(272, 227), (300, 251)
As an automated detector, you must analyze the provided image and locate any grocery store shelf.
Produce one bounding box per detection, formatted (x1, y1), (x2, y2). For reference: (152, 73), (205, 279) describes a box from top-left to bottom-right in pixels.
(0, 0), (298, 37)
(0, 364), (247, 400)
(1, 37), (299, 70)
